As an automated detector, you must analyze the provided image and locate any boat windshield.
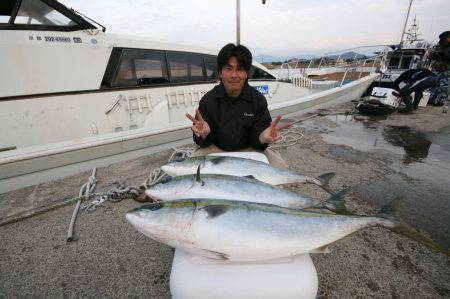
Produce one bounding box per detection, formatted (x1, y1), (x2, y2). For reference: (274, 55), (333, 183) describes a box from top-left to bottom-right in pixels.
(14, 0), (77, 26)
(0, 0), (97, 31)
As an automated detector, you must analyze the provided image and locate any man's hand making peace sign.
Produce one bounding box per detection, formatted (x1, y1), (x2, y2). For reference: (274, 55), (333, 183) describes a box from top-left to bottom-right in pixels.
(259, 115), (293, 144)
(186, 109), (211, 140)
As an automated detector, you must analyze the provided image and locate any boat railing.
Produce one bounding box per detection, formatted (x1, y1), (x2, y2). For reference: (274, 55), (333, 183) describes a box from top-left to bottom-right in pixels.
(290, 74), (312, 88)
(339, 50), (389, 86)
(273, 45), (390, 87)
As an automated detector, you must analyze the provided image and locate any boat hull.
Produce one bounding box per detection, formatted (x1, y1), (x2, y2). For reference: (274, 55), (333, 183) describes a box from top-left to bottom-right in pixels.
(0, 74), (378, 193)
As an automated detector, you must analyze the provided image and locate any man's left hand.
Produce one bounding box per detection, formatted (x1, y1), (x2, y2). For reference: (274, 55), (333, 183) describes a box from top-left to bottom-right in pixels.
(259, 115), (293, 144)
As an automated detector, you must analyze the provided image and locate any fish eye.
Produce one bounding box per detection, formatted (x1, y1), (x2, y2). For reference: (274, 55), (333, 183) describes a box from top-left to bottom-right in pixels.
(141, 202), (165, 211)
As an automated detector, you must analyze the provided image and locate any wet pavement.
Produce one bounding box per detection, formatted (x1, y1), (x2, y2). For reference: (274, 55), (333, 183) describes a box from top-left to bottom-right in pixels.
(1, 102), (449, 298)
(294, 110), (450, 250)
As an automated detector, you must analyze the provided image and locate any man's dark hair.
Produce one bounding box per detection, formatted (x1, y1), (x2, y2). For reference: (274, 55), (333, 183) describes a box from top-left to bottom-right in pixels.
(439, 31), (450, 41)
(217, 43), (252, 73)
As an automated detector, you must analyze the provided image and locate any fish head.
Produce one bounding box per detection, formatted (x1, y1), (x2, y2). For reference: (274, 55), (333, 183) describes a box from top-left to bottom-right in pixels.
(146, 176), (194, 201)
(126, 201), (196, 245)
(161, 158), (203, 176)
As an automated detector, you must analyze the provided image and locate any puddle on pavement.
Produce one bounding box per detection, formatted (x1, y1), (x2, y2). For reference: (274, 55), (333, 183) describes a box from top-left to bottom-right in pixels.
(293, 114), (450, 186)
(382, 126), (432, 165)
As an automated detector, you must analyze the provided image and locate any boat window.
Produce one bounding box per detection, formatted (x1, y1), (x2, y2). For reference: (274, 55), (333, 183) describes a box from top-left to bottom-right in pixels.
(110, 49), (169, 87)
(400, 56), (412, 69)
(0, 0), (15, 23)
(14, 0), (77, 26)
(167, 52), (205, 83)
(135, 59), (165, 80)
(204, 56), (218, 81)
(388, 56), (401, 69)
(0, 15), (10, 23)
(249, 66), (276, 80)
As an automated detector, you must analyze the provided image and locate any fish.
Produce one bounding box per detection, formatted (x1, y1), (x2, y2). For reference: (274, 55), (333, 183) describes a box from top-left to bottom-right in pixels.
(126, 198), (448, 262)
(147, 167), (348, 213)
(161, 156), (336, 194)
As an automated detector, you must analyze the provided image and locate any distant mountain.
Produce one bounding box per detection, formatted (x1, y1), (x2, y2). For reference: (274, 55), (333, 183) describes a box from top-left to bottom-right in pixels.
(254, 51), (366, 63)
(254, 54), (318, 63)
(327, 51), (367, 60)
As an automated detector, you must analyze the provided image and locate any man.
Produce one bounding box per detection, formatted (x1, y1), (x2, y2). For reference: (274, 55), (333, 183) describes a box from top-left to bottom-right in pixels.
(393, 68), (437, 111)
(185, 43), (291, 168)
(425, 30), (450, 109)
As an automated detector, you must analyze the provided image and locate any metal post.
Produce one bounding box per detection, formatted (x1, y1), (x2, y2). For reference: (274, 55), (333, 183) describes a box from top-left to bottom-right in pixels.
(340, 69), (349, 87)
(400, 0), (413, 47)
(358, 59), (366, 79)
(317, 57), (324, 70)
(236, 0), (240, 45)
(335, 54), (341, 67)
(307, 59), (313, 72)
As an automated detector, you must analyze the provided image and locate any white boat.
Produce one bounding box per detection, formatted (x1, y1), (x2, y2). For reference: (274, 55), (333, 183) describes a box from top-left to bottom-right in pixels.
(369, 17), (431, 90)
(0, 0), (378, 193)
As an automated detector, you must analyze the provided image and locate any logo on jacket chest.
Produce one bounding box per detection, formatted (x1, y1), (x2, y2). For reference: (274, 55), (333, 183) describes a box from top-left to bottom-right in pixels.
(243, 112), (254, 117)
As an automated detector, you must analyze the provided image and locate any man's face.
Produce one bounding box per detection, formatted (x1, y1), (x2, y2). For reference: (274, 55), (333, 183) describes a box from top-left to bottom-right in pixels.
(220, 56), (248, 96)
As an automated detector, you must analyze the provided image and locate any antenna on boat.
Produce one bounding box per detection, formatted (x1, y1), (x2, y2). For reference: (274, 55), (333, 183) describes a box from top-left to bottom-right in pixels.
(70, 7), (107, 32)
(236, 0), (267, 45)
(399, 0), (413, 47)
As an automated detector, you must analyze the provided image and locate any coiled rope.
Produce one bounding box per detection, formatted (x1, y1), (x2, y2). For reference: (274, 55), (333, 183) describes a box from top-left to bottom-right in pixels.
(67, 167), (97, 242)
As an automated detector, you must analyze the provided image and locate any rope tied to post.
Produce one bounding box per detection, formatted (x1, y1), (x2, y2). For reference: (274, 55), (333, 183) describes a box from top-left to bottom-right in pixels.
(67, 167), (97, 242)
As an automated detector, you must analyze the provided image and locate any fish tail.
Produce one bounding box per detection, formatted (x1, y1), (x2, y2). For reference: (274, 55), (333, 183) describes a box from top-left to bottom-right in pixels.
(316, 172), (336, 195)
(322, 187), (353, 215)
(377, 198), (449, 257)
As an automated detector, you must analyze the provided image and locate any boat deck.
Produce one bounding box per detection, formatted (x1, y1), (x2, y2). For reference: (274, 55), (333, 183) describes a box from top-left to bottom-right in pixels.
(309, 71), (370, 82)
(1, 102), (449, 298)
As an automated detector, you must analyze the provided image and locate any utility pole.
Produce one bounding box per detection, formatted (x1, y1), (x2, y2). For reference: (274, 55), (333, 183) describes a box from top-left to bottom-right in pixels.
(236, 0), (240, 45)
(236, 0), (267, 45)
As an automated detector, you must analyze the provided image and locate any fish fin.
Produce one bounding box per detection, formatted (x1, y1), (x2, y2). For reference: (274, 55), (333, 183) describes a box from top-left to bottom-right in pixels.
(195, 165), (204, 186)
(309, 244), (332, 254)
(377, 198), (449, 257)
(200, 205), (231, 219)
(316, 172), (336, 195)
(322, 187), (353, 215)
(243, 175), (256, 180)
(197, 248), (230, 260)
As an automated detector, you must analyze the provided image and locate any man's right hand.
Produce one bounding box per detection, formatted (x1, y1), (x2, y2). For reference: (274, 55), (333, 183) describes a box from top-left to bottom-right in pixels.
(186, 109), (211, 140)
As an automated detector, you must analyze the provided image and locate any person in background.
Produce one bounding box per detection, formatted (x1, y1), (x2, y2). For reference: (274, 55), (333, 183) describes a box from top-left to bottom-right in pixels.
(185, 43), (292, 168)
(393, 68), (437, 111)
(424, 30), (450, 111)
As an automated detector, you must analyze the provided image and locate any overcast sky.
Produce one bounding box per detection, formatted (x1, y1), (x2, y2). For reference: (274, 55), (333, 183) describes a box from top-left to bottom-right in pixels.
(62, 0), (449, 56)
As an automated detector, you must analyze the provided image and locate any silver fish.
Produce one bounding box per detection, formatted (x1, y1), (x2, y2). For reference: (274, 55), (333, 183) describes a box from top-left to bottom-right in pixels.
(126, 198), (447, 262)
(146, 169), (347, 213)
(161, 156), (335, 194)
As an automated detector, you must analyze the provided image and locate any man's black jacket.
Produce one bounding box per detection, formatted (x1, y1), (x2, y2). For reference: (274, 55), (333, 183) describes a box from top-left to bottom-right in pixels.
(193, 82), (271, 151)
(393, 68), (435, 90)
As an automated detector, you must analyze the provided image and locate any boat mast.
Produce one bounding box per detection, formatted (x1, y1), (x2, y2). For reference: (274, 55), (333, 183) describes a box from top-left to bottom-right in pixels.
(399, 0), (413, 46)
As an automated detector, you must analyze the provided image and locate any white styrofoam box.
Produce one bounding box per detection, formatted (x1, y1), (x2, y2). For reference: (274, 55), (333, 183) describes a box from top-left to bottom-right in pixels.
(208, 151), (269, 164)
(419, 91), (430, 107)
(170, 250), (318, 299)
(370, 87), (401, 107)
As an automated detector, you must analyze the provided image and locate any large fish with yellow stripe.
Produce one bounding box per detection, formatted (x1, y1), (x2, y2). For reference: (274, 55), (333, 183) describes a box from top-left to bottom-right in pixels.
(126, 198), (448, 262)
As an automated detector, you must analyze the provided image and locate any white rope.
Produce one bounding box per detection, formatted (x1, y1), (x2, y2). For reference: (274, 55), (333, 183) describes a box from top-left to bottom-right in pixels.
(67, 167), (97, 242)
(144, 146), (196, 187)
(269, 130), (304, 149)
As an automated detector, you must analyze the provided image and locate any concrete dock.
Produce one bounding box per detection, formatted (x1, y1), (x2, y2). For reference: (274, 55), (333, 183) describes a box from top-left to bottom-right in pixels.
(1, 102), (449, 298)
